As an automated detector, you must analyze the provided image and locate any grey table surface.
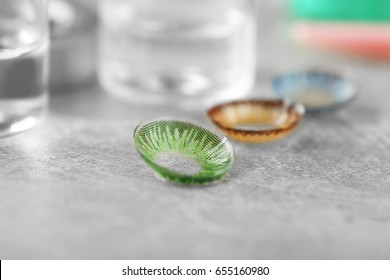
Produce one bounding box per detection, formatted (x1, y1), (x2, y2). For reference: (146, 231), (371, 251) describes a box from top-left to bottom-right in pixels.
(1, 1), (390, 259)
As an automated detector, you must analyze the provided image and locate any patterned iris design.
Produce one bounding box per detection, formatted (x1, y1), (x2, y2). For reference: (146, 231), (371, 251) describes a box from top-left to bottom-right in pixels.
(134, 119), (234, 185)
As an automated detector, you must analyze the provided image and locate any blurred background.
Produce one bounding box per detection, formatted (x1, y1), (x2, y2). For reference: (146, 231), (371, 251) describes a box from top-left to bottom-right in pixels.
(48, 0), (390, 97)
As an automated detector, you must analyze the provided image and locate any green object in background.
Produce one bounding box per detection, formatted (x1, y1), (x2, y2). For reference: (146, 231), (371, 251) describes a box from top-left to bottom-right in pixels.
(290, 0), (390, 21)
(134, 119), (234, 185)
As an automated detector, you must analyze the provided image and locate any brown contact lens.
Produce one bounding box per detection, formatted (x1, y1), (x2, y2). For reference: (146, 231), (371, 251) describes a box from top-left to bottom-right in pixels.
(207, 100), (305, 143)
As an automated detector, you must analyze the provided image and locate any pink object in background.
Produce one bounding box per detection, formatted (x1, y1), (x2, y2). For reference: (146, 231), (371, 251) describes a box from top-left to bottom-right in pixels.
(291, 21), (390, 60)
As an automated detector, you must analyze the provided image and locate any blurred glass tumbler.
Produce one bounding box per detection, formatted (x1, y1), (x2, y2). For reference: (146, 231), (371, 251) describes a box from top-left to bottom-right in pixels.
(98, 0), (256, 107)
(0, 0), (49, 137)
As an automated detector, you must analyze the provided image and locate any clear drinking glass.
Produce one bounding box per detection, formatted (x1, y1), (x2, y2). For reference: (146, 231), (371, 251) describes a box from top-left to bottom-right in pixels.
(0, 0), (49, 137)
(98, 0), (256, 108)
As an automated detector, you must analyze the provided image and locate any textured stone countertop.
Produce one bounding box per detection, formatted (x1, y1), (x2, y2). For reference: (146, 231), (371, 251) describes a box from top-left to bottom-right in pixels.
(1, 1), (390, 259)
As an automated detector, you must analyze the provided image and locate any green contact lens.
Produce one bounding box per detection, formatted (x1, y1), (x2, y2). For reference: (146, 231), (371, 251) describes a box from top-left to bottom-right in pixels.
(134, 118), (234, 185)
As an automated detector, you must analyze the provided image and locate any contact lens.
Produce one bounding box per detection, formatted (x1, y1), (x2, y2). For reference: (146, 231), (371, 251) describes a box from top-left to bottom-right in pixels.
(134, 118), (234, 185)
(207, 99), (304, 143)
(272, 70), (357, 114)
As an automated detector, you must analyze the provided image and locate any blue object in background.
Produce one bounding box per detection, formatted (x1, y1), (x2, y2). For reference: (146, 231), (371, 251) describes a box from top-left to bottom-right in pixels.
(272, 70), (358, 114)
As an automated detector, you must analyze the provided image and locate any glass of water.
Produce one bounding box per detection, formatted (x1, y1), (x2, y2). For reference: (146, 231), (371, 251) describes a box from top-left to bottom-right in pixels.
(98, 0), (256, 108)
(0, 0), (49, 137)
